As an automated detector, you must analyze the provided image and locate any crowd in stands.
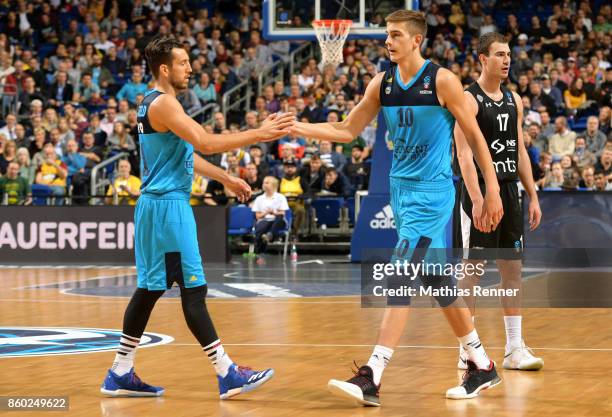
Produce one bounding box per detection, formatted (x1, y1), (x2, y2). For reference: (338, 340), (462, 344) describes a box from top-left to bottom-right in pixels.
(0, 0), (610, 212)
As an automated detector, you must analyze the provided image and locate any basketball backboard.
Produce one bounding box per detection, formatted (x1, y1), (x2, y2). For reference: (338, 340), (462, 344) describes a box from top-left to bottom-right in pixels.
(262, 0), (419, 40)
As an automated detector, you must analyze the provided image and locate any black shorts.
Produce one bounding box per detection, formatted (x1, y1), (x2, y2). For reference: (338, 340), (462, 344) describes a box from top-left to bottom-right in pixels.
(459, 181), (523, 260)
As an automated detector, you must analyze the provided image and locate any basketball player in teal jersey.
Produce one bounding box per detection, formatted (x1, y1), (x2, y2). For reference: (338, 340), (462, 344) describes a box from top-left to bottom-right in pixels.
(101, 37), (294, 399)
(291, 10), (505, 404)
(454, 32), (543, 371)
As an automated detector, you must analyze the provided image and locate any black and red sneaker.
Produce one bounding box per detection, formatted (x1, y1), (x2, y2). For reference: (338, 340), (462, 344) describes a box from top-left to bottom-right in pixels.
(327, 364), (380, 407)
(446, 360), (501, 399)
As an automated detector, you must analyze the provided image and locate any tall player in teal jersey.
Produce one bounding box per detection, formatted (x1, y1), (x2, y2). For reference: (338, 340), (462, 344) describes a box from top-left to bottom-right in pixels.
(292, 11), (505, 404)
(101, 37), (294, 399)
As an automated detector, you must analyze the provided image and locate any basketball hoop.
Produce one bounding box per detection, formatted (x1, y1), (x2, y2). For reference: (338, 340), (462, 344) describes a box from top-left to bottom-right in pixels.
(312, 19), (353, 68)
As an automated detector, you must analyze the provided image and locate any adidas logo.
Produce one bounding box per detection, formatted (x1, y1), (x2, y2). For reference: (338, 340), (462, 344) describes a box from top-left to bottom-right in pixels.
(370, 205), (396, 229)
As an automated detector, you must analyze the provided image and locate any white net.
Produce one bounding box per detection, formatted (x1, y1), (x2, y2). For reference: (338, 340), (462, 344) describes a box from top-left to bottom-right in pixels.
(312, 20), (353, 68)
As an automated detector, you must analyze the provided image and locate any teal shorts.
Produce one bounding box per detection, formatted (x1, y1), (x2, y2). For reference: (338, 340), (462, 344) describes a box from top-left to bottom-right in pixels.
(390, 178), (455, 264)
(135, 192), (206, 291)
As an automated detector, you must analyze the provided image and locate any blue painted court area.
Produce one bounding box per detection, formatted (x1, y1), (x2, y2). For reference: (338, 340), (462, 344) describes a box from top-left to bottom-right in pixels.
(23, 256), (525, 299)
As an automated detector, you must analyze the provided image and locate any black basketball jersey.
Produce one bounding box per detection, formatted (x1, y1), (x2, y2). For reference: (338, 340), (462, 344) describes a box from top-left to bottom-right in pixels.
(465, 82), (519, 182)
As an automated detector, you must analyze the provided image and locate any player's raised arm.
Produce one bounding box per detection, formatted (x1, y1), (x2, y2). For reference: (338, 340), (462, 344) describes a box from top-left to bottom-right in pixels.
(454, 91), (489, 233)
(513, 90), (541, 231)
(437, 69), (503, 227)
(290, 72), (383, 143)
(148, 96), (294, 155)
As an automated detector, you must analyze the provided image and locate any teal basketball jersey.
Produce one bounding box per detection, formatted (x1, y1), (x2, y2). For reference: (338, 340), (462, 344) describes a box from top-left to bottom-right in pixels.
(137, 90), (194, 197)
(380, 60), (455, 189)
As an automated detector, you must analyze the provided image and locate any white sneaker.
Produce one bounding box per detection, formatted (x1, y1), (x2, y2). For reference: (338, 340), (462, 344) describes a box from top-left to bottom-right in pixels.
(457, 344), (468, 370)
(503, 341), (544, 371)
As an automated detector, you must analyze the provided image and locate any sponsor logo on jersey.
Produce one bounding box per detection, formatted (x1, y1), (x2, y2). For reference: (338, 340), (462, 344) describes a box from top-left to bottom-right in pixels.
(476, 94), (483, 103)
(493, 157), (517, 173)
(506, 91), (513, 102)
(485, 102), (492, 108)
(506, 139), (516, 148)
(393, 143), (429, 161)
(385, 86), (392, 95)
(491, 139), (505, 154)
(419, 90), (433, 94)
(423, 75), (431, 89)
(0, 327), (173, 358)
(370, 205), (396, 229)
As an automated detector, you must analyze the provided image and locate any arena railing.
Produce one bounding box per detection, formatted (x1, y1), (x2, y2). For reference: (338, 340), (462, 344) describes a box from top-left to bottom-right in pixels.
(257, 59), (285, 97)
(221, 80), (252, 121)
(90, 151), (128, 205)
(289, 43), (315, 77)
(189, 101), (219, 126)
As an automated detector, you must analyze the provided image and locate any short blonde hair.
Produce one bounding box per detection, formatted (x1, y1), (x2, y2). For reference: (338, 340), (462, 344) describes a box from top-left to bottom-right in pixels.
(264, 175), (279, 190)
(385, 10), (427, 37)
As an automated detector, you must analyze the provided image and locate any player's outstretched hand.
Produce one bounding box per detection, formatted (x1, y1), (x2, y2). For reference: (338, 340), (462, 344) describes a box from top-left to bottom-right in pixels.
(258, 112), (295, 141)
(528, 198), (542, 231)
(224, 176), (252, 203)
(480, 191), (504, 233)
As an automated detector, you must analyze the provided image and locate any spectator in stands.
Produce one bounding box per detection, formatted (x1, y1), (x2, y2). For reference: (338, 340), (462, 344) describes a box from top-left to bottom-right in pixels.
(539, 110), (555, 138)
(279, 158), (308, 236)
(193, 72), (216, 104)
(262, 85), (279, 113)
(0, 113), (17, 141)
(29, 128), (46, 164)
(18, 77), (45, 116)
(594, 169), (611, 191)
(248, 145), (269, 177)
(13, 124), (28, 149)
(543, 161), (564, 189)
(318, 140), (346, 170)
(595, 147), (612, 180)
(189, 173), (208, 206)
(343, 145), (370, 192)
(564, 78), (588, 116)
(48, 128), (64, 158)
(212, 111), (226, 133)
(35, 143), (67, 205)
(62, 139), (87, 185)
(529, 80), (557, 117)
(0, 161), (30, 205)
(74, 72), (100, 104)
(320, 166), (348, 198)
(540, 74), (563, 112)
(579, 165), (596, 190)
(88, 113), (109, 146)
(57, 118), (75, 147)
(252, 176), (290, 263)
(71, 132), (103, 205)
(573, 136), (597, 169)
(46, 71), (73, 109)
(243, 162), (263, 197)
(598, 106), (611, 136)
(231, 51), (251, 81)
(279, 135), (306, 159)
(0, 140), (17, 175)
(107, 122), (137, 156)
(583, 116), (607, 156)
(177, 88), (202, 115)
(105, 159), (141, 206)
(116, 70), (147, 106)
(16, 147), (35, 185)
(548, 116), (576, 159)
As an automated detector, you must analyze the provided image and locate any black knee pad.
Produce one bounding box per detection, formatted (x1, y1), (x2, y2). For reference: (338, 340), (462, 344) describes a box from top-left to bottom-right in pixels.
(180, 285), (208, 306)
(421, 275), (458, 308)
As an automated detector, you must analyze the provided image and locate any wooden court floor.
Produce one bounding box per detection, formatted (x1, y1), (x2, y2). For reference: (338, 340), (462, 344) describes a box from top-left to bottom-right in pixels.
(1, 266), (611, 417)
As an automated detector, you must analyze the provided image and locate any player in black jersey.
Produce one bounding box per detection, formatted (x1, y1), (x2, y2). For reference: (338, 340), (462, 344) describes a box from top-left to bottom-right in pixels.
(454, 32), (544, 371)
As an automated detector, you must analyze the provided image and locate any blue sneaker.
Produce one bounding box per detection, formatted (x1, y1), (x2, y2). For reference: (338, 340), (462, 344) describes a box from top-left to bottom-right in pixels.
(100, 368), (164, 397)
(218, 364), (274, 399)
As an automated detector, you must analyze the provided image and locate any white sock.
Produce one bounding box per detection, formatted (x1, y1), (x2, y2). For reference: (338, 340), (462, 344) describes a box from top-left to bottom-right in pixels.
(504, 316), (522, 352)
(111, 334), (140, 376)
(458, 329), (490, 370)
(366, 345), (393, 385)
(203, 339), (233, 377)
(459, 316), (475, 353)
